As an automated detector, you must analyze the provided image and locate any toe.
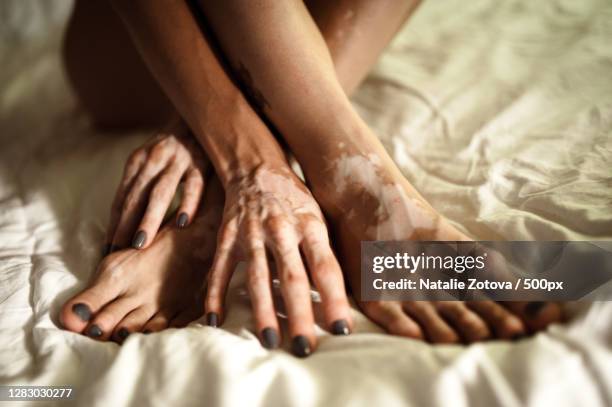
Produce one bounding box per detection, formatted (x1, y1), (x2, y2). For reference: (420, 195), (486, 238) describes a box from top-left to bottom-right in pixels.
(503, 302), (563, 333)
(85, 298), (138, 341)
(403, 302), (461, 344)
(113, 306), (156, 342)
(360, 301), (424, 340)
(467, 301), (526, 340)
(60, 277), (122, 333)
(436, 302), (491, 343)
(141, 309), (176, 334)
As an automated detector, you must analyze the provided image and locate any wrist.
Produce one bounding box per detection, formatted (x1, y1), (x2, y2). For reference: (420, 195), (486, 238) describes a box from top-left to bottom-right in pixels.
(192, 93), (288, 188)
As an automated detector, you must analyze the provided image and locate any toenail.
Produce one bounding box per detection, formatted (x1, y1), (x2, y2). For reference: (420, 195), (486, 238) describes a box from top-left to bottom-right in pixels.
(331, 319), (350, 336)
(72, 303), (92, 322)
(87, 325), (103, 338)
(177, 212), (189, 228)
(525, 302), (547, 318)
(143, 330), (152, 335)
(291, 335), (311, 358)
(261, 328), (279, 349)
(132, 230), (147, 249)
(118, 328), (130, 340)
(206, 312), (218, 327)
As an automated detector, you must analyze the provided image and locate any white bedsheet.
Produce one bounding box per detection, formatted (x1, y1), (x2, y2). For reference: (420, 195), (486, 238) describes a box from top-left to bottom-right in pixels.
(1, 0), (611, 406)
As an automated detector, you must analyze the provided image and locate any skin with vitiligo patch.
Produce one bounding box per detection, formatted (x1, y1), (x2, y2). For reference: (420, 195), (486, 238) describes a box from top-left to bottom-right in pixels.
(206, 166), (351, 352)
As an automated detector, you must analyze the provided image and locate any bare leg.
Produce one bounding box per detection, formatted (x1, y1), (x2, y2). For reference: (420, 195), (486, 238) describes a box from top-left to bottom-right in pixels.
(197, 0), (562, 342)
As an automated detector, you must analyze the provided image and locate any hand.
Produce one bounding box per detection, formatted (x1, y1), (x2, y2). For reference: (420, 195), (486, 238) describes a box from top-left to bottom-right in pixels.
(104, 119), (207, 253)
(204, 164), (352, 356)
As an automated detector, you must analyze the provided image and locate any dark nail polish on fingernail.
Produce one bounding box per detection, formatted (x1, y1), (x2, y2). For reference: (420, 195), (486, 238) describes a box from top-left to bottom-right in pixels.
(72, 303), (91, 322)
(261, 328), (279, 349)
(331, 319), (350, 335)
(177, 212), (189, 228)
(526, 302), (547, 318)
(87, 324), (102, 338)
(118, 328), (130, 340)
(291, 335), (311, 358)
(102, 244), (111, 257)
(206, 312), (218, 327)
(132, 230), (147, 249)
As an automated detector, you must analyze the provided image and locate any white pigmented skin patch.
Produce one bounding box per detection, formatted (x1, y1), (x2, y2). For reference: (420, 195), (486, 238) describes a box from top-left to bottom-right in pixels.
(331, 154), (437, 240)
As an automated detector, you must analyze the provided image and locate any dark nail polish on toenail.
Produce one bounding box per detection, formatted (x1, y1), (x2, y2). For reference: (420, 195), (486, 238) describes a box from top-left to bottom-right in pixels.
(206, 312), (218, 327)
(177, 212), (189, 228)
(72, 303), (91, 322)
(525, 302), (547, 317)
(87, 325), (102, 338)
(102, 244), (111, 257)
(261, 328), (279, 349)
(331, 319), (350, 336)
(132, 231), (147, 249)
(118, 328), (130, 340)
(291, 335), (311, 358)
(143, 330), (152, 335)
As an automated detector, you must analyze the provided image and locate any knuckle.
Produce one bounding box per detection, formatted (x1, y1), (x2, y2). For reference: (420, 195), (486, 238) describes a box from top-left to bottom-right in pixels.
(282, 269), (307, 286)
(247, 267), (268, 287)
(127, 149), (145, 164)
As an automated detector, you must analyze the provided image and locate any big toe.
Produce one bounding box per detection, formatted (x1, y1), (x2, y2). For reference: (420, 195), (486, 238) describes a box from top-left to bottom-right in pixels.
(60, 276), (121, 333)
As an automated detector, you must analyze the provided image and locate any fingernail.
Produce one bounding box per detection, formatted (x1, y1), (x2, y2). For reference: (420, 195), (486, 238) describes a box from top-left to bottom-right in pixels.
(143, 330), (152, 335)
(261, 327), (279, 349)
(291, 335), (311, 358)
(118, 328), (130, 340)
(331, 319), (350, 336)
(206, 312), (218, 327)
(87, 324), (102, 338)
(177, 212), (189, 228)
(525, 302), (547, 318)
(102, 244), (111, 257)
(72, 303), (91, 322)
(132, 230), (147, 249)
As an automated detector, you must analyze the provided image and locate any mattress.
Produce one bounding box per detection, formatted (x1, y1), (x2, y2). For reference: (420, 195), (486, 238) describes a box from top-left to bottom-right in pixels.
(0, 0), (611, 406)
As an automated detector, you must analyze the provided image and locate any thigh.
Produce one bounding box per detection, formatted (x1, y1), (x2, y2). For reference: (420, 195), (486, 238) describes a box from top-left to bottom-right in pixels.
(63, 0), (174, 130)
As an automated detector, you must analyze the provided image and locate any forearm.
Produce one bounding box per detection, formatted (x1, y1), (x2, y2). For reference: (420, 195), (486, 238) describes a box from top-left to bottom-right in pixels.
(110, 0), (287, 186)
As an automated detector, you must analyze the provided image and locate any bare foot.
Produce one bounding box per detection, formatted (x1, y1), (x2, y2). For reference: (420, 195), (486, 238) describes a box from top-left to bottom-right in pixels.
(60, 176), (223, 342)
(314, 131), (563, 343)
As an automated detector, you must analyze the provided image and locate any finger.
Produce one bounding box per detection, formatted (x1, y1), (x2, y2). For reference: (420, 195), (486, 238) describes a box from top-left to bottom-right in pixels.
(245, 220), (280, 349)
(360, 301), (424, 339)
(134, 163), (186, 249)
(435, 301), (491, 343)
(403, 301), (460, 344)
(269, 220), (315, 357)
(176, 167), (205, 228)
(111, 159), (168, 249)
(301, 220), (351, 336)
(104, 149), (147, 254)
(204, 222), (238, 327)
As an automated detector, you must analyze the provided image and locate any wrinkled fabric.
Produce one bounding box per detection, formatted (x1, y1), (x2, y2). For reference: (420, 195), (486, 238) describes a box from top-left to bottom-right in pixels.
(0, 0), (611, 406)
